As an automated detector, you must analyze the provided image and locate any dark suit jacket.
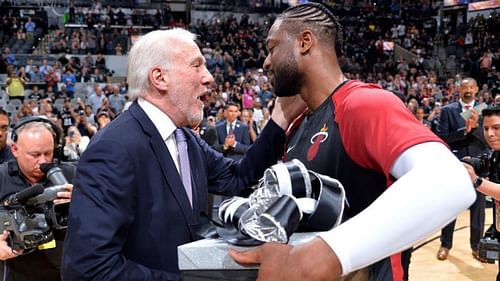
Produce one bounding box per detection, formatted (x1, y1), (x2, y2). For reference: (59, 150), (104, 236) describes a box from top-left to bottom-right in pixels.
(214, 120), (251, 160)
(437, 101), (488, 158)
(198, 120), (218, 148)
(62, 101), (286, 281)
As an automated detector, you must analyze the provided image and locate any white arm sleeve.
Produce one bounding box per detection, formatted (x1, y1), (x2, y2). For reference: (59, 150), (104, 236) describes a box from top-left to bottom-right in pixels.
(318, 141), (476, 275)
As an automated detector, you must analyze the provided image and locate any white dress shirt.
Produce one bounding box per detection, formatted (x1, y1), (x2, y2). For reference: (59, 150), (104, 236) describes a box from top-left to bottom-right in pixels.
(138, 98), (180, 173)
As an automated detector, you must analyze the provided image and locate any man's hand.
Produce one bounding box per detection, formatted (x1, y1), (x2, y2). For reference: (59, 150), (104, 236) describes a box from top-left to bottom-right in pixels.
(463, 162), (478, 183)
(229, 238), (341, 281)
(465, 110), (479, 133)
(54, 183), (73, 205)
(224, 134), (236, 150)
(271, 96), (308, 131)
(0, 231), (22, 261)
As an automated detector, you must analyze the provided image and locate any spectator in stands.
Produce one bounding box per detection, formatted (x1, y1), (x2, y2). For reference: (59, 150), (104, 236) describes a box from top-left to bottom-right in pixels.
(25, 58), (35, 74)
(82, 105), (96, 126)
(17, 66), (30, 82)
(60, 98), (77, 134)
(415, 107), (431, 129)
(45, 86), (57, 103)
(242, 82), (255, 109)
(39, 100), (58, 123)
(91, 68), (105, 83)
(96, 97), (115, 120)
(57, 85), (70, 100)
(118, 79), (128, 95)
(39, 59), (53, 76)
(108, 86), (126, 114)
(87, 85), (105, 114)
(14, 101), (34, 123)
(63, 125), (90, 161)
(258, 107), (271, 132)
(62, 69), (77, 96)
(76, 66), (92, 83)
(115, 43), (123, 55)
(3, 48), (15, 65)
(28, 85), (45, 101)
(6, 70), (25, 103)
(82, 52), (94, 69)
(95, 109), (111, 130)
(0, 51), (8, 74)
(24, 16), (36, 41)
(44, 68), (60, 92)
(240, 108), (257, 143)
(259, 82), (274, 107)
(58, 52), (70, 67)
(74, 108), (96, 138)
(29, 65), (44, 82)
(0, 109), (13, 163)
(95, 52), (106, 72)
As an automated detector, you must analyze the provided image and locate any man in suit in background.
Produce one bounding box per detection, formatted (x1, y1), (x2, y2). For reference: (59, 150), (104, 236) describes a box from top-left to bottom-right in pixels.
(436, 77), (488, 261)
(0, 109), (13, 163)
(62, 28), (304, 281)
(214, 102), (251, 160)
(194, 116), (218, 148)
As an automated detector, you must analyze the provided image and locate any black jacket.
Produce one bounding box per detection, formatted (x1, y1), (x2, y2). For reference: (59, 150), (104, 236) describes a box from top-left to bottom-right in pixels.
(0, 160), (76, 281)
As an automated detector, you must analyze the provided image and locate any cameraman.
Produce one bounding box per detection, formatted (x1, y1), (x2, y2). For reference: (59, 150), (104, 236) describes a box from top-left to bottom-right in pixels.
(464, 105), (500, 280)
(0, 119), (75, 281)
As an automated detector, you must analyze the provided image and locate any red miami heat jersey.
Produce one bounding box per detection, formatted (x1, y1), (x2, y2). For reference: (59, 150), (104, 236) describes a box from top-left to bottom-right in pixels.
(284, 80), (444, 281)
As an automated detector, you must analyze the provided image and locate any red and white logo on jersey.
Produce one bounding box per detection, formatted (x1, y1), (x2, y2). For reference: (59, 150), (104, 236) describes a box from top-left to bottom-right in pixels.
(307, 124), (329, 161)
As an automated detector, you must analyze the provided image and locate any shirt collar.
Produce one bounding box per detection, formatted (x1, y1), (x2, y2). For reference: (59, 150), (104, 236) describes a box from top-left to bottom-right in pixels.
(8, 160), (49, 186)
(227, 120), (237, 127)
(138, 98), (176, 141)
(459, 99), (474, 108)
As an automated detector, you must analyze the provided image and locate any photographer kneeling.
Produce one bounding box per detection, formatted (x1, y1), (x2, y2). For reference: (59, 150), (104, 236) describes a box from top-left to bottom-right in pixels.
(464, 106), (500, 279)
(0, 117), (74, 281)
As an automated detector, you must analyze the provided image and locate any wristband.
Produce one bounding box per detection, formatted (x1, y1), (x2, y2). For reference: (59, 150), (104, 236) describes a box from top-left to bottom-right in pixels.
(473, 176), (483, 189)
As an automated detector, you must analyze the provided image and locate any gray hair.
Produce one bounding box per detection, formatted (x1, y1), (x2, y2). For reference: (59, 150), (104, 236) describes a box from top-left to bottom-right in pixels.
(127, 28), (198, 100)
(14, 121), (56, 143)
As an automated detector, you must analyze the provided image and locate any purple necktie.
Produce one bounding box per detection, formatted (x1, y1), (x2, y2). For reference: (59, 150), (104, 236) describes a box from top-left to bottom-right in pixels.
(175, 129), (192, 206)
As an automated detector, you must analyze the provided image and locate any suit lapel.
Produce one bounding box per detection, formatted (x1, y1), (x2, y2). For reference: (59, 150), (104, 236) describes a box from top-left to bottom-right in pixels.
(129, 102), (197, 225)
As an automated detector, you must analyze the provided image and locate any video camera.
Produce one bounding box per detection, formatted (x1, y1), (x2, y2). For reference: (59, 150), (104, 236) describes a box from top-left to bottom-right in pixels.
(0, 163), (70, 251)
(478, 234), (500, 263)
(461, 153), (490, 177)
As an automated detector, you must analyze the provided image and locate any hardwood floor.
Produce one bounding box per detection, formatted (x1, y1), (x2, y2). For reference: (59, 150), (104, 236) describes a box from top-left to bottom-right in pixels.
(410, 207), (497, 280)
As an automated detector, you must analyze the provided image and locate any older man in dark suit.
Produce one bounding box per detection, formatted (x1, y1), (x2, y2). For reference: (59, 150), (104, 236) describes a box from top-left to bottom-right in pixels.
(61, 29), (304, 281)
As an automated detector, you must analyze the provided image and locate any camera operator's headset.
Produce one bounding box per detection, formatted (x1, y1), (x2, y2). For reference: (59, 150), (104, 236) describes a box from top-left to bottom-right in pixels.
(11, 116), (63, 163)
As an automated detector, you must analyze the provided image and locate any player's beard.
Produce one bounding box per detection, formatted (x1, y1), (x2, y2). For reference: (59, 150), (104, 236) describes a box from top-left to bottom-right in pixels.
(273, 52), (303, 97)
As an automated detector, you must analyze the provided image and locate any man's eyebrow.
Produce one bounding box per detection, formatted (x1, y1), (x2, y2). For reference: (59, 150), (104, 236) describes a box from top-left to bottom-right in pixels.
(265, 38), (276, 48)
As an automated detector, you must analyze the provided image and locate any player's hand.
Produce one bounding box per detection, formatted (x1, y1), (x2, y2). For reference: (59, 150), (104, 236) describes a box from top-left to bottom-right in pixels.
(271, 96), (308, 131)
(229, 238), (341, 281)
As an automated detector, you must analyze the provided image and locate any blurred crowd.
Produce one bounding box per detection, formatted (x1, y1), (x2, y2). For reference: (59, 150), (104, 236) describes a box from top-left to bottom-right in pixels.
(0, 0), (499, 163)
